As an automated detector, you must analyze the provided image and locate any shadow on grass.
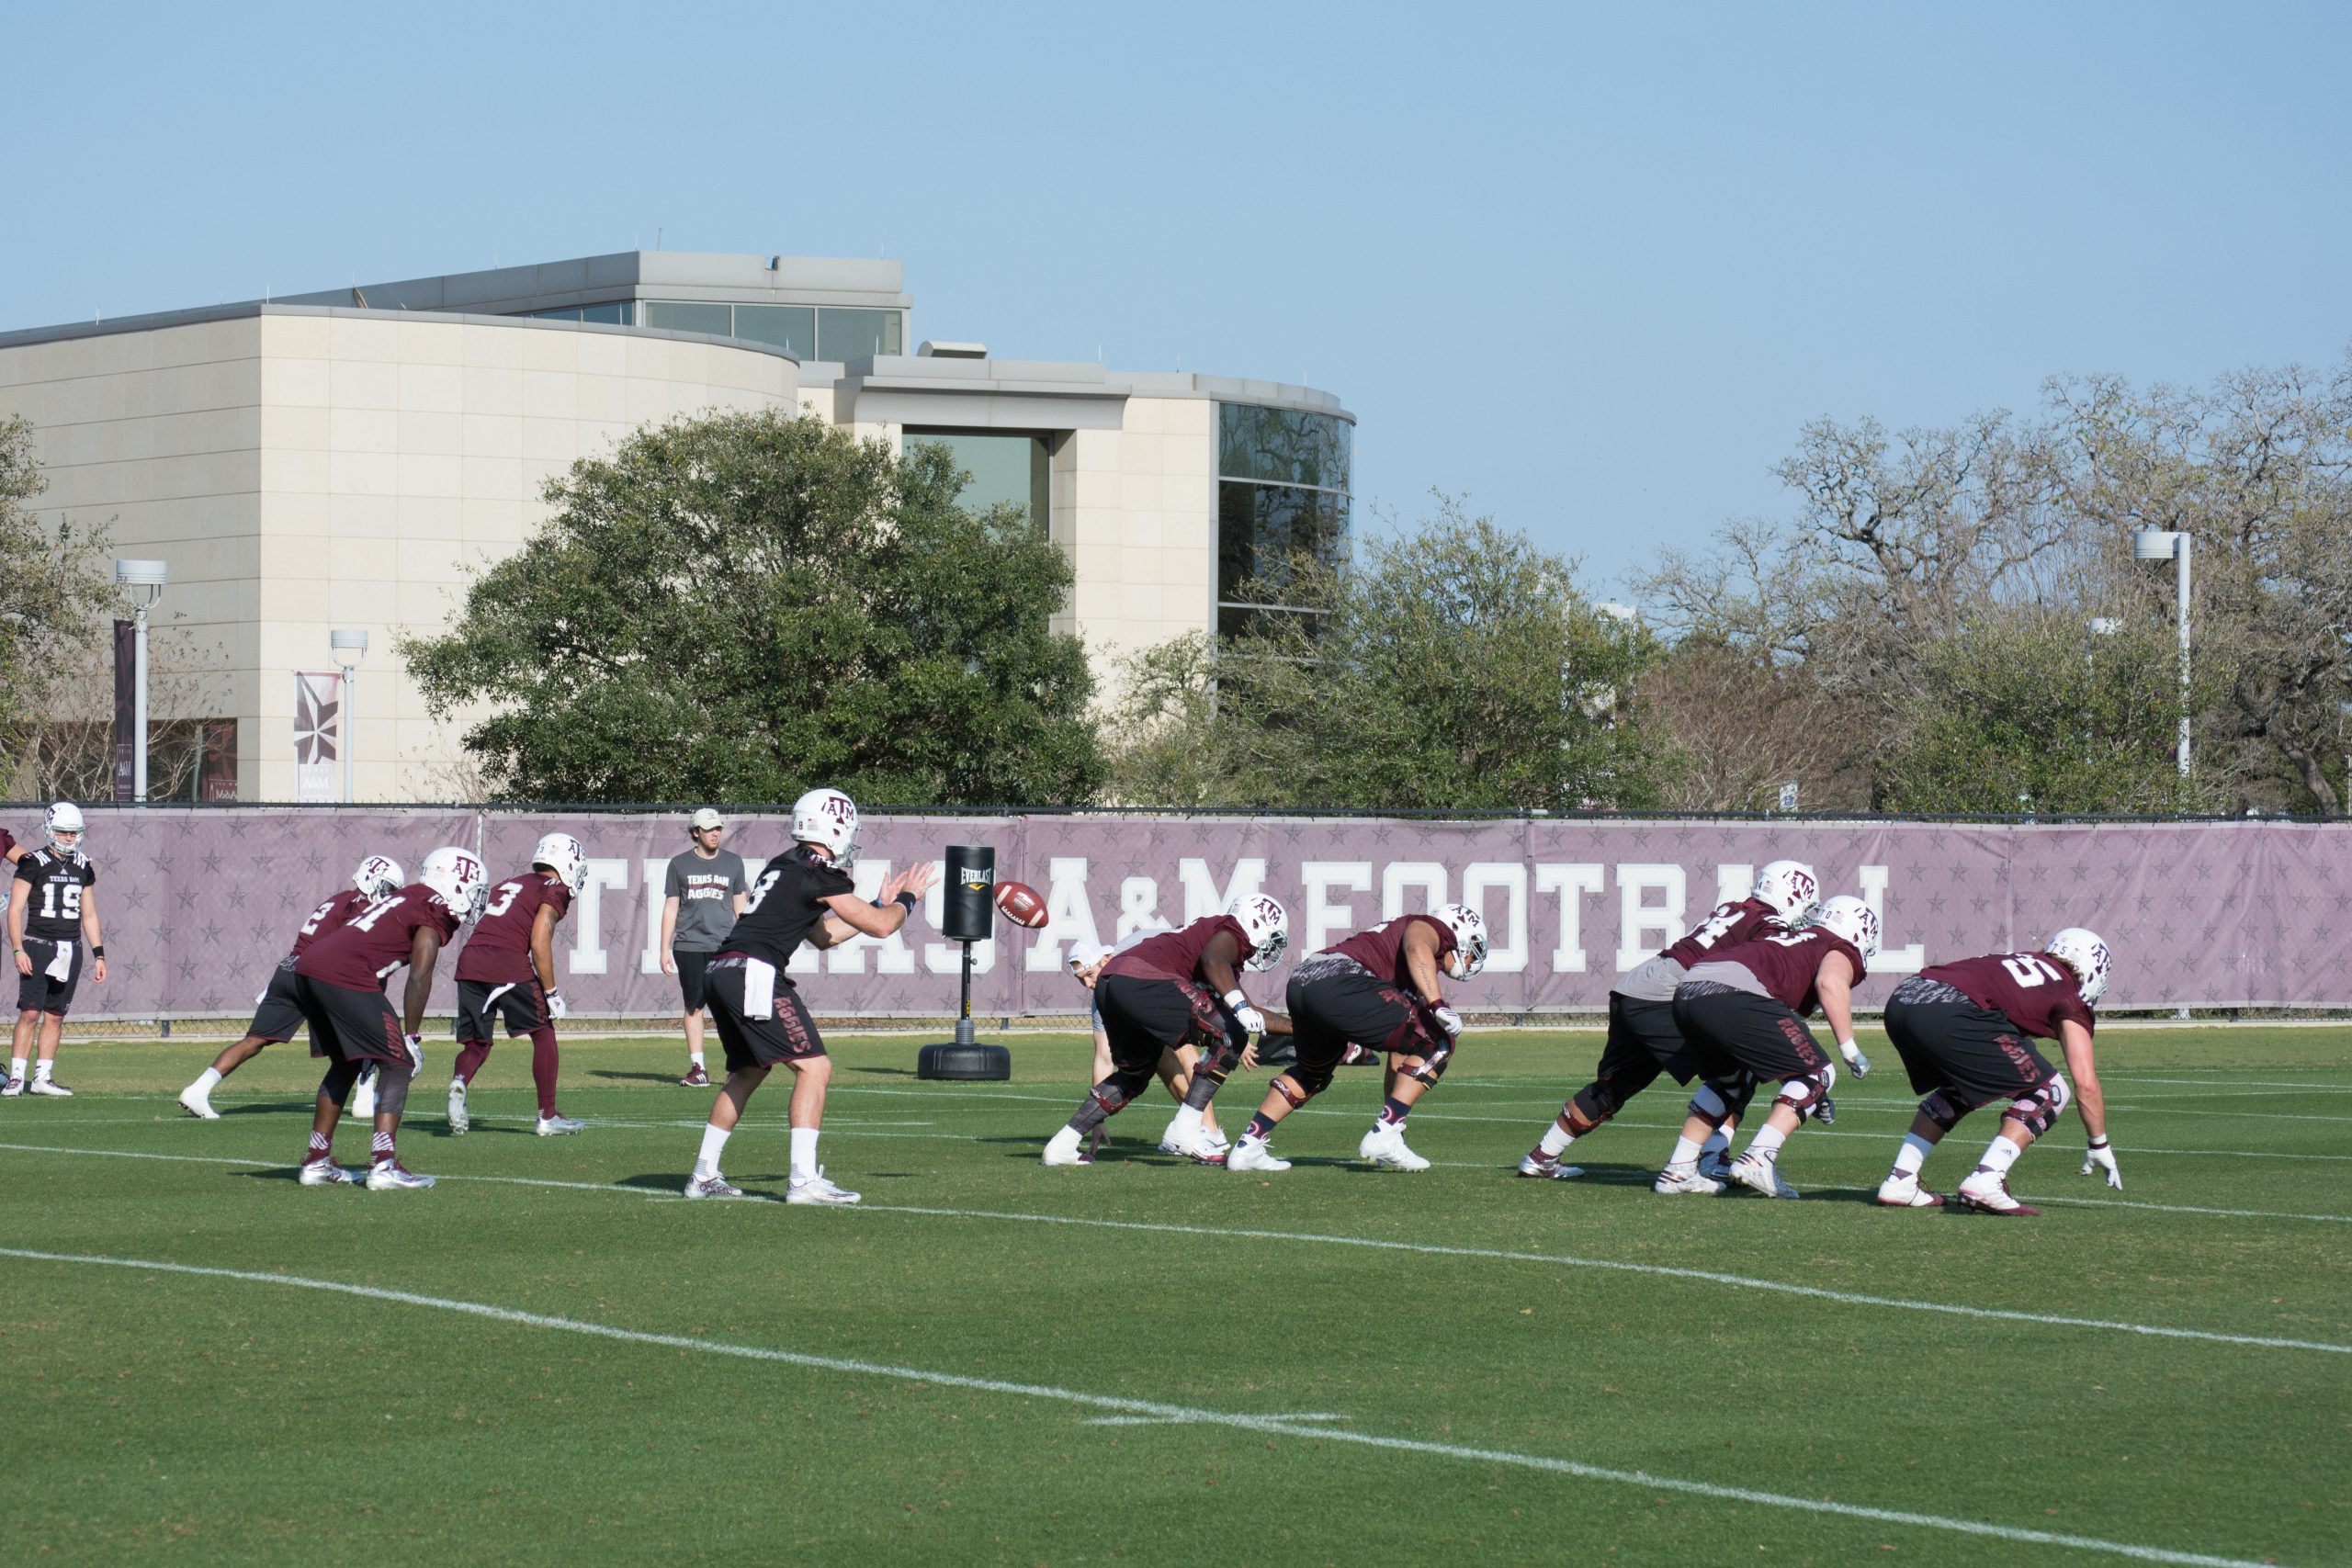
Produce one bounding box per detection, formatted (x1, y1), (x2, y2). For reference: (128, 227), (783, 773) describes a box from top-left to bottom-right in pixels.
(848, 1066), (917, 1077)
(590, 1070), (695, 1085)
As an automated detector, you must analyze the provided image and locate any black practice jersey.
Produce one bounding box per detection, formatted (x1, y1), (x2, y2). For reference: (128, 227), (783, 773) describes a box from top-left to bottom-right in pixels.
(720, 846), (855, 971)
(16, 849), (97, 942)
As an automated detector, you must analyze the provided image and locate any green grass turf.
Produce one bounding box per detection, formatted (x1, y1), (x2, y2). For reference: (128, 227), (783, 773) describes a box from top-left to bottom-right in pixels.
(2, 1025), (2347, 1567)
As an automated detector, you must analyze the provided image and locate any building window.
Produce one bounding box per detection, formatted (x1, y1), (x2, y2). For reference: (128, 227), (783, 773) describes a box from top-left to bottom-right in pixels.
(640, 300), (732, 336)
(906, 429), (1050, 536)
(526, 303), (632, 325)
(817, 307), (903, 361)
(1216, 404), (1351, 637)
(733, 303), (816, 357)
(631, 300), (900, 359)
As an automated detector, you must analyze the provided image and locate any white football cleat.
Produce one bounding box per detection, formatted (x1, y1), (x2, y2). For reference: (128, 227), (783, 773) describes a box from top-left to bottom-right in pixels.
(27, 1077), (72, 1097)
(1729, 1151), (1799, 1199)
(683, 1172), (743, 1199)
(0, 1077), (20, 1097)
(1956, 1171), (2040, 1217)
(1179, 1130), (1228, 1166)
(446, 1079), (469, 1134)
(1042, 1126), (1091, 1167)
(1359, 1124), (1430, 1171)
(348, 1072), (378, 1120)
(1517, 1150), (1585, 1180)
(1227, 1138), (1290, 1173)
(535, 1114), (584, 1136)
(1875, 1174), (1946, 1209)
(1653, 1164), (1725, 1195)
(298, 1159), (358, 1187)
(364, 1162), (435, 1191)
(786, 1168), (861, 1205)
(178, 1084), (220, 1120)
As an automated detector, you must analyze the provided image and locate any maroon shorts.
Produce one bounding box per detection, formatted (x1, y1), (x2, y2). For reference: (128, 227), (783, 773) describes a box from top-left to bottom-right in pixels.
(704, 955), (826, 1069)
(294, 975), (407, 1066)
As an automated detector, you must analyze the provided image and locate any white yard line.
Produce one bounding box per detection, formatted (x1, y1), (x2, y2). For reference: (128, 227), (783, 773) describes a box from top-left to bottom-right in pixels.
(0, 1246), (2292, 1568)
(5, 1141), (2345, 1355)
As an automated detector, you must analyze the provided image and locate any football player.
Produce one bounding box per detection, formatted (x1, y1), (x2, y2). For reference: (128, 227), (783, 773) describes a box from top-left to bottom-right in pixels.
(1656, 895), (1879, 1198)
(1872, 927), (2115, 1216)
(683, 789), (936, 1202)
(4, 805), (106, 1099)
(177, 854), (406, 1118)
(447, 832), (588, 1137)
(1040, 894), (1291, 1167)
(1226, 903), (1490, 1174)
(1519, 861), (1818, 1180)
(290, 846), (487, 1190)
(1065, 931), (1228, 1156)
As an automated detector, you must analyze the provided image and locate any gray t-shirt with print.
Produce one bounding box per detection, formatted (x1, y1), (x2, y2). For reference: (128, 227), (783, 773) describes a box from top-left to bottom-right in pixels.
(665, 849), (749, 952)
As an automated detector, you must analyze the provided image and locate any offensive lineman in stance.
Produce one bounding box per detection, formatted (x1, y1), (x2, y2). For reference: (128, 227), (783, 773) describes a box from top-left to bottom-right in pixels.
(1041, 895), (1291, 1167)
(1658, 895), (1880, 1198)
(684, 789), (936, 1203)
(1873, 927), (2116, 1216)
(1227, 903), (1490, 1174)
(178, 854), (405, 1118)
(1520, 861), (1818, 1180)
(292, 846), (487, 1190)
(448, 832), (588, 1137)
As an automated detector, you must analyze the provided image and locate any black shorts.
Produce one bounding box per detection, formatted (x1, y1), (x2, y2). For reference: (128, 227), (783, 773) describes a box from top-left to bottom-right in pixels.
(705, 956), (826, 1069)
(1883, 994), (2056, 1109)
(245, 958), (306, 1043)
(294, 975), (406, 1066)
(457, 977), (551, 1043)
(1094, 973), (1232, 1074)
(1592, 991), (1696, 1090)
(675, 949), (713, 1012)
(17, 938), (83, 1015)
(1285, 962), (1437, 1070)
(1671, 985), (1828, 1082)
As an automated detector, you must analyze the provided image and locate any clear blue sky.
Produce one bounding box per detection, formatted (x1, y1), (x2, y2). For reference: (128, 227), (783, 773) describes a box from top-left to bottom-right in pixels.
(7, 1), (2347, 592)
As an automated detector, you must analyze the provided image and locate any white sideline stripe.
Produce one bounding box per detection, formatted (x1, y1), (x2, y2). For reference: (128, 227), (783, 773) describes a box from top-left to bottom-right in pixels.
(1086, 1409), (1348, 1427)
(10, 1140), (2350, 1351)
(0, 1247), (2288, 1568)
(2018, 1193), (2352, 1224)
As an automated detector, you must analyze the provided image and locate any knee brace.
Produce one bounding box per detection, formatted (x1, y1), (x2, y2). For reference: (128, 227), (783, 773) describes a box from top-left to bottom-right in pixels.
(1918, 1089), (1967, 1134)
(321, 1058), (362, 1106)
(2007, 1072), (2072, 1138)
(1402, 1042), (1453, 1089)
(1687, 1070), (1756, 1130)
(1572, 1081), (1623, 1129)
(373, 1059), (414, 1117)
(1271, 1073), (1315, 1108)
(1772, 1062), (1838, 1124)
(1091, 1066), (1155, 1116)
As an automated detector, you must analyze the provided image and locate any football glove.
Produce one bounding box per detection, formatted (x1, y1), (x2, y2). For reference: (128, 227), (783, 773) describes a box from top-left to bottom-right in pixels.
(2080, 1136), (2121, 1189)
(1232, 1003), (1266, 1037)
(402, 1033), (425, 1075)
(1430, 1002), (1464, 1037)
(547, 988), (569, 1021)
(1838, 1038), (1871, 1077)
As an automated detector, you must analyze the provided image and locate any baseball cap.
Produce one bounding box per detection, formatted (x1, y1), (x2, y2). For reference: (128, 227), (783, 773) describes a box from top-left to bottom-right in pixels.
(689, 807), (724, 832)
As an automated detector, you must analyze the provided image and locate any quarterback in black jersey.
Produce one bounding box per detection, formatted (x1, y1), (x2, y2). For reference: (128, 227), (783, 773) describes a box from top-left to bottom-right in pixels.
(5, 804), (107, 1098)
(683, 788), (936, 1204)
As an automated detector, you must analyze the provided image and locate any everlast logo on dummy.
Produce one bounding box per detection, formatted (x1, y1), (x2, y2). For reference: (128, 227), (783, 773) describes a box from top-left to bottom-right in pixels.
(959, 866), (995, 893)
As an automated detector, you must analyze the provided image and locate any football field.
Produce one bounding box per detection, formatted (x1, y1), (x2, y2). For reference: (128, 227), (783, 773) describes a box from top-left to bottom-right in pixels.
(4, 1027), (2346, 1566)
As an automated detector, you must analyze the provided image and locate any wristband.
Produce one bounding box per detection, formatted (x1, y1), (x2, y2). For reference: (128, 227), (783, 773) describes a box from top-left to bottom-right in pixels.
(893, 890), (917, 910)
(1222, 988), (1248, 1010)
(91, 944), (105, 958)
(2088, 1135), (2109, 1149)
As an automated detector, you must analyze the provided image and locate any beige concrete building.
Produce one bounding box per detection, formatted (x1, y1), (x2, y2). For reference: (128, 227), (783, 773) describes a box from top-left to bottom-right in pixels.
(0, 253), (1351, 801)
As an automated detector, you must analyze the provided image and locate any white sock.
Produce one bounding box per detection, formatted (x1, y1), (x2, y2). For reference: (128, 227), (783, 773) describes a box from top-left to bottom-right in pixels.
(1893, 1134), (1934, 1179)
(695, 1122), (731, 1177)
(689, 1046), (706, 1067)
(1169, 1104), (1204, 1139)
(1045, 1124), (1080, 1155)
(192, 1067), (223, 1093)
(1539, 1122), (1576, 1157)
(32, 1060), (52, 1083)
(1979, 1134), (2024, 1176)
(1747, 1123), (1789, 1160)
(1668, 1134), (1704, 1168)
(10, 1056), (26, 1080)
(1700, 1126), (1733, 1158)
(790, 1127), (820, 1180)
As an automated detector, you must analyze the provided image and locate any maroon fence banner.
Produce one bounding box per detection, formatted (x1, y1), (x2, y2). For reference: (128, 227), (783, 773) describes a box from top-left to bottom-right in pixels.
(49, 808), (2352, 1021)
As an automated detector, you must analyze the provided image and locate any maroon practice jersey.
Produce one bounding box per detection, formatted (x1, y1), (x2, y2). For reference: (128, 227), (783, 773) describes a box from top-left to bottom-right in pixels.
(456, 870), (573, 985)
(1661, 897), (1785, 968)
(0, 828), (15, 859)
(288, 887), (370, 960)
(1104, 915), (1249, 987)
(295, 884), (463, 991)
(1922, 952), (2096, 1040)
(1328, 914), (1454, 990)
(1710, 925), (1869, 1014)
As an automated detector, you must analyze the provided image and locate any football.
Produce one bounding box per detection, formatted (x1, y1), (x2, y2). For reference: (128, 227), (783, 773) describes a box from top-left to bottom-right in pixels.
(992, 879), (1048, 929)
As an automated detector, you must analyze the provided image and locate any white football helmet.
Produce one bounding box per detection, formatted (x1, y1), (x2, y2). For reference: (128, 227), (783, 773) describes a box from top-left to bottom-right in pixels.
(791, 787), (861, 870)
(352, 854), (406, 902)
(533, 831), (588, 893)
(2045, 927), (2111, 1006)
(1810, 894), (1881, 964)
(1431, 902), (1490, 978)
(420, 845), (490, 922)
(1752, 859), (1821, 920)
(44, 802), (85, 853)
(1227, 893), (1289, 972)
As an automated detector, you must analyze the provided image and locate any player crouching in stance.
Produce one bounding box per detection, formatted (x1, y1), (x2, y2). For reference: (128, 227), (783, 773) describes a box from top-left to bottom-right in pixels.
(1658, 895), (1879, 1198)
(448, 832), (588, 1137)
(179, 854), (405, 1118)
(1227, 903), (1489, 1174)
(1874, 928), (2115, 1216)
(291, 846), (487, 1190)
(1521, 861), (1817, 1179)
(1041, 895), (1290, 1167)
(684, 789), (936, 1203)
(5, 804), (106, 1098)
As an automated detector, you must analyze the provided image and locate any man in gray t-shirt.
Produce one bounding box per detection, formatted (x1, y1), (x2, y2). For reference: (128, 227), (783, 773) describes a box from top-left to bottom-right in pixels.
(660, 808), (749, 1087)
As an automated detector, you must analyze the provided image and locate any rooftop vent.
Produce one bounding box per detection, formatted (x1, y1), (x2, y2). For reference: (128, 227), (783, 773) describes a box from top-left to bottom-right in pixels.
(918, 340), (987, 359)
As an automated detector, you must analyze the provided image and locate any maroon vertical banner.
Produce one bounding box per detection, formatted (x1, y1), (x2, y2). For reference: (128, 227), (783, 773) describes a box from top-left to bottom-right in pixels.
(198, 719), (239, 802)
(111, 619), (136, 802)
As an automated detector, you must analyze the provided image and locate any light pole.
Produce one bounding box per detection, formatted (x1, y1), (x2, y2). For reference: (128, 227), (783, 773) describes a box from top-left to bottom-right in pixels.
(2132, 530), (2192, 780)
(330, 628), (368, 804)
(114, 559), (167, 801)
